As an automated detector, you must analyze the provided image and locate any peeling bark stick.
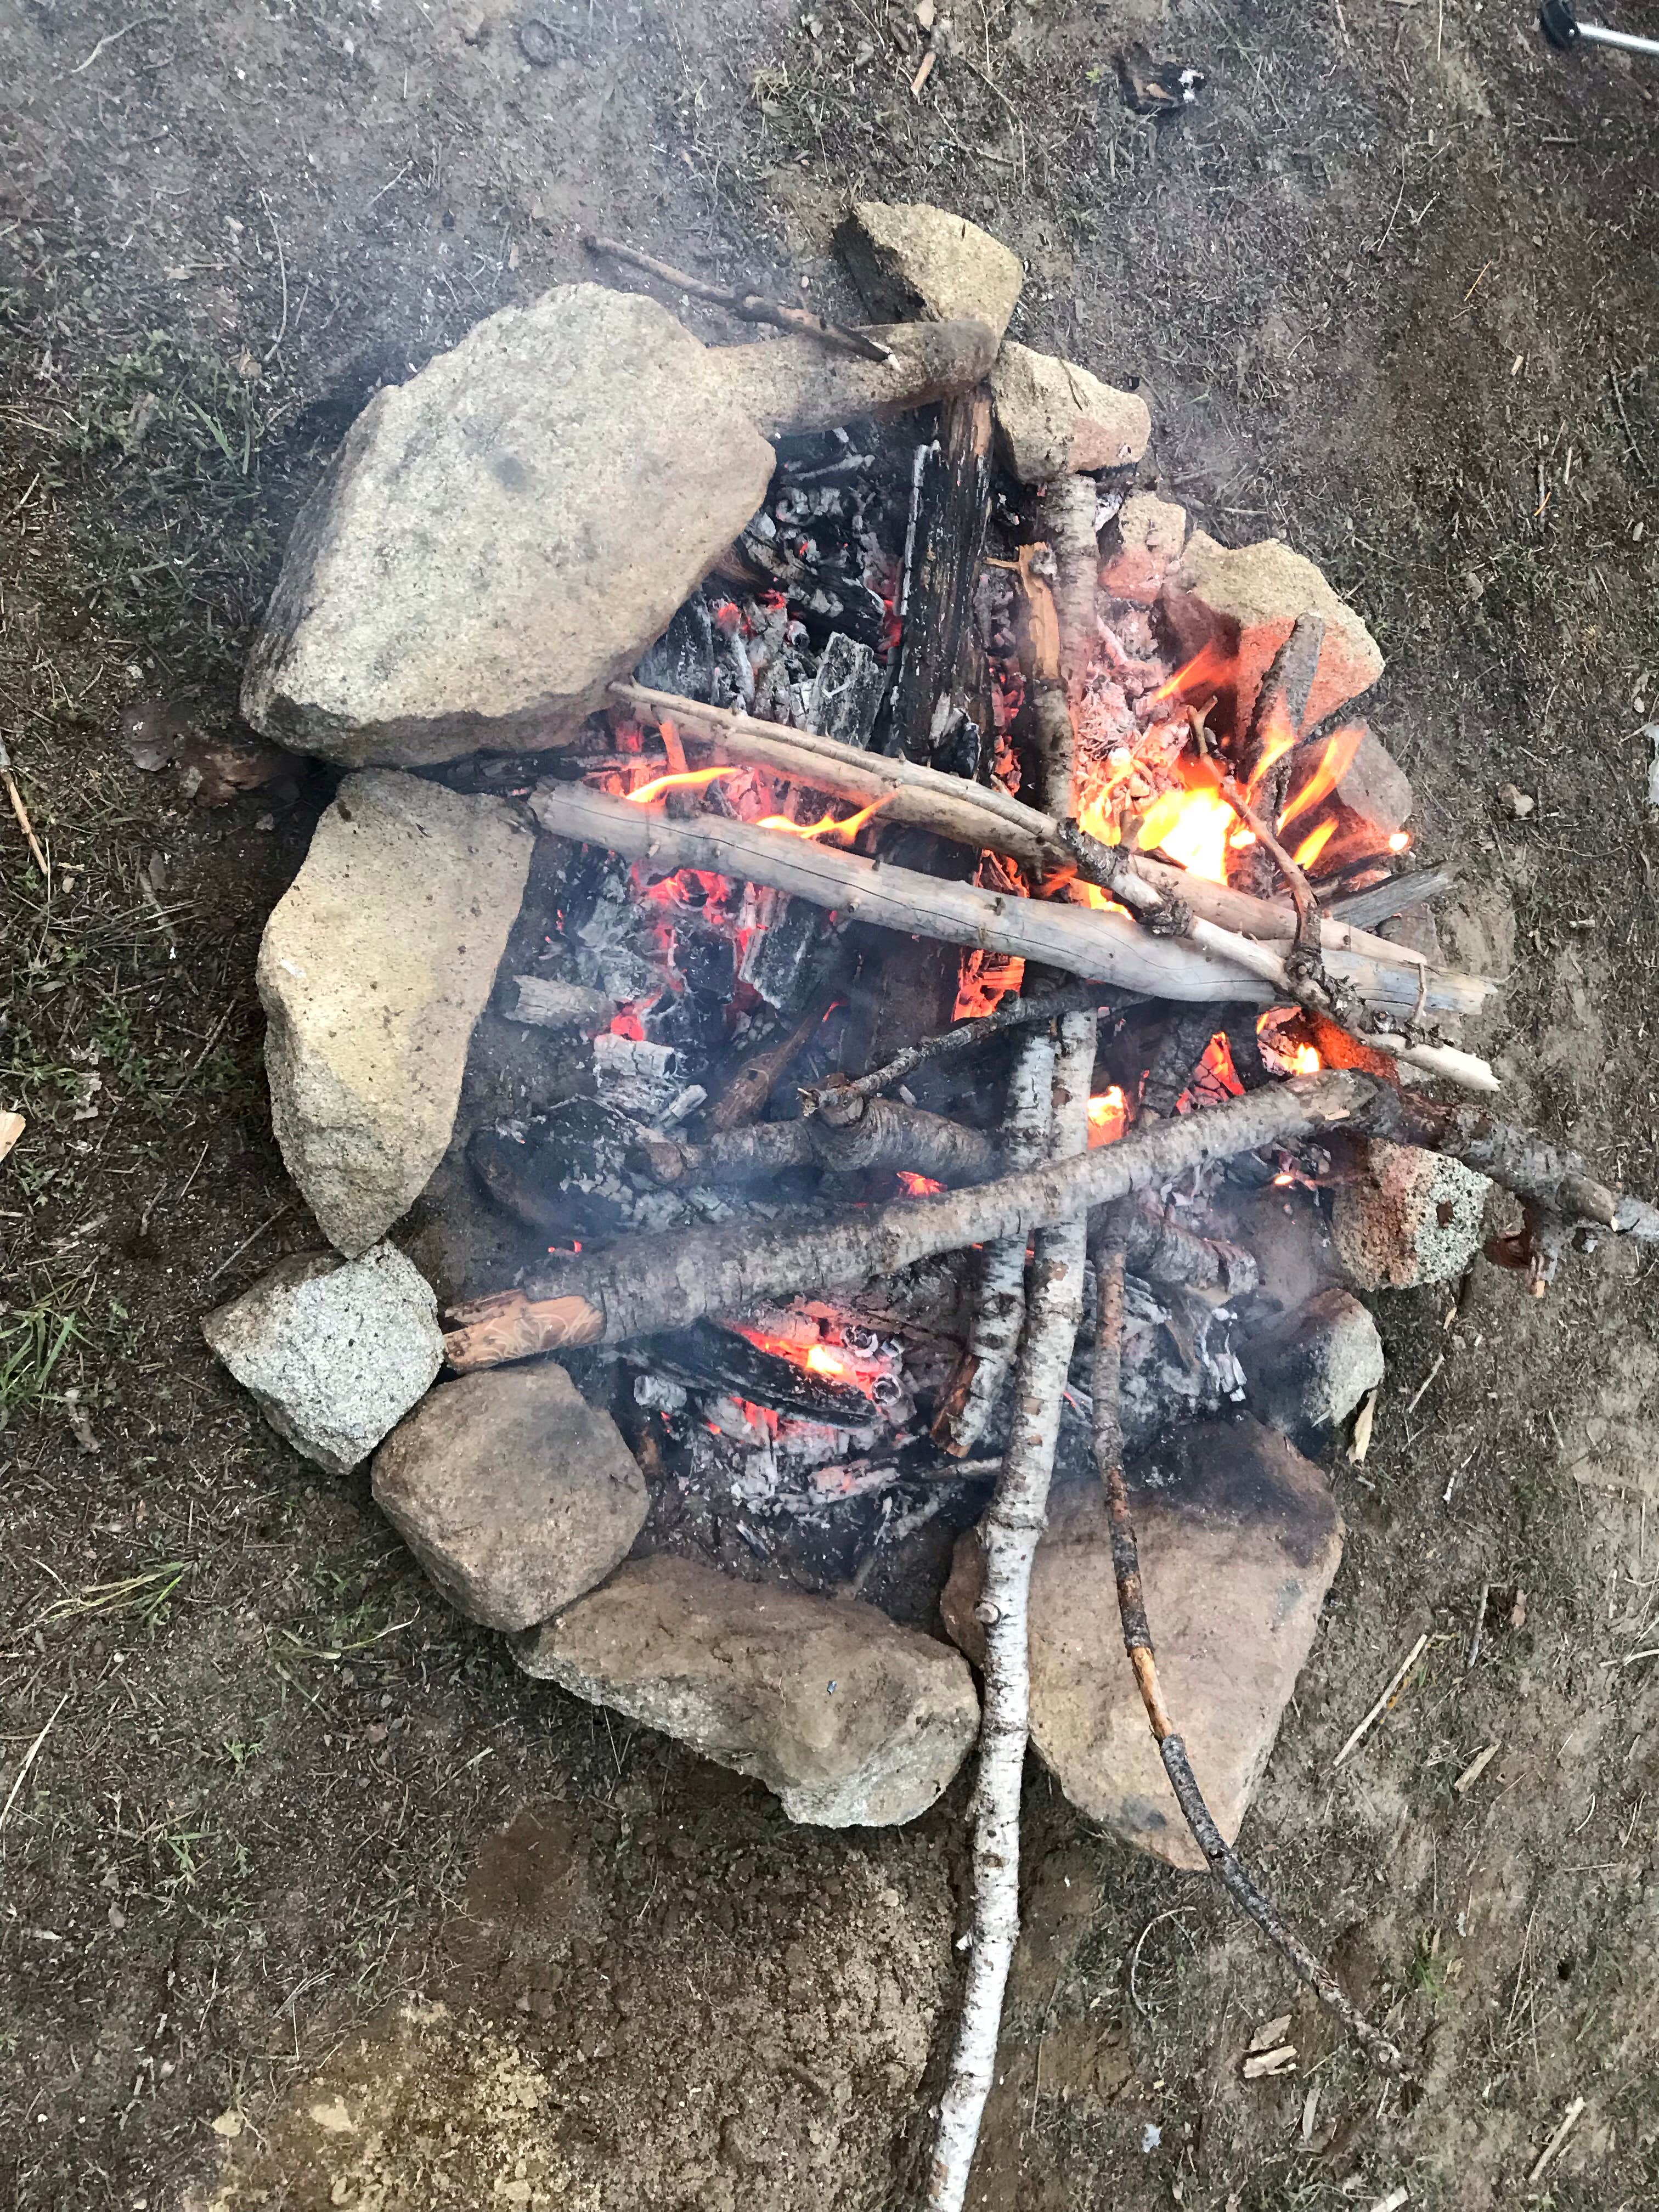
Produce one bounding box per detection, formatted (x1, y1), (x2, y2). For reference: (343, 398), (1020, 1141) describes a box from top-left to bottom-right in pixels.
(1091, 1235), (1404, 2075)
(926, 1009), (1096, 2212)
(581, 233), (894, 362)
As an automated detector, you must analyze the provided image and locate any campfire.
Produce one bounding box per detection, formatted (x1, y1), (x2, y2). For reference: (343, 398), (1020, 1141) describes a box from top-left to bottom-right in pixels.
(200, 200), (1658, 2209)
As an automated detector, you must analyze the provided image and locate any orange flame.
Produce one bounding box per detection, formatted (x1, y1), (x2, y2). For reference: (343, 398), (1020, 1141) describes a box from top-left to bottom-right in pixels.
(1087, 1087), (1128, 1146)
(1278, 723), (1365, 832)
(1137, 785), (1237, 882)
(624, 765), (740, 806)
(754, 793), (892, 844)
(1291, 818), (1338, 871)
(1247, 696), (1299, 793)
(1149, 637), (1234, 704)
(1291, 1043), (1322, 1075)
(896, 1171), (946, 1197)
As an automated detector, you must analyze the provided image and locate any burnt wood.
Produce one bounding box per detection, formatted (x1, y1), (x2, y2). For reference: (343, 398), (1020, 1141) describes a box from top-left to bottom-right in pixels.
(882, 388), (994, 764)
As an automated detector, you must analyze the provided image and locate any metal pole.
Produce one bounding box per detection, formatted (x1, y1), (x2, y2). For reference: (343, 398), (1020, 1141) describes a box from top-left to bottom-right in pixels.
(1576, 20), (1659, 53)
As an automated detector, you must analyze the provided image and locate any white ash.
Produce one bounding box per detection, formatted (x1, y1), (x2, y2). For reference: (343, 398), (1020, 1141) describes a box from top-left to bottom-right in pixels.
(590, 1034), (699, 1123)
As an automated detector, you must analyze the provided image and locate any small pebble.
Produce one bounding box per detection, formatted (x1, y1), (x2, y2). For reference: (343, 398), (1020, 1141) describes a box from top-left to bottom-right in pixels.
(1497, 781), (1534, 819)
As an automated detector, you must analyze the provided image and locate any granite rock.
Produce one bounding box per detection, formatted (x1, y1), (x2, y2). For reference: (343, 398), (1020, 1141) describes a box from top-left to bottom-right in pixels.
(202, 1244), (443, 1475)
(1100, 489), (1188, 605)
(837, 199), (1024, 340)
(1330, 1139), (1492, 1291)
(989, 342), (1151, 482)
(1245, 1286), (1385, 1444)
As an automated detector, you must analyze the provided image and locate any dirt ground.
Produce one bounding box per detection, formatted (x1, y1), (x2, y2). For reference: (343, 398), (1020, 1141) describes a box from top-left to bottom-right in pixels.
(4, 2), (1659, 2207)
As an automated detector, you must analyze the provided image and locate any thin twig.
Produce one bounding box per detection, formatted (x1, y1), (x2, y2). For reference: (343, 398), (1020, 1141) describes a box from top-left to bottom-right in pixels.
(582, 234), (893, 363)
(811, 980), (1120, 1113)
(1332, 1633), (1430, 1768)
(0, 735), (49, 881)
(1090, 1237), (1403, 2074)
(0, 1696), (69, 1833)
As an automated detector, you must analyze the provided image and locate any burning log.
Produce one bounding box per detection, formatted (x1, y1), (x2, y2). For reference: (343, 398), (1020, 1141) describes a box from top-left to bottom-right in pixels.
(607, 683), (1491, 1021)
(530, 778), (1260, 1005)
(885, 388), (994, 765)
(636, 1096), (1001, 1189)
(703, 972), (844, 1133)
(443, 1070), (1659, 1368)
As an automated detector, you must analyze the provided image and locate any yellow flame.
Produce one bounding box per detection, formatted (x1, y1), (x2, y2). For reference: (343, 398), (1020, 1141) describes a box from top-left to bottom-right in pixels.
(624, 765), (740, 806)
(1278, 723), (1364, 832)
(1138, 786), (1237, 882)
(754, 793), (892, 843)
(1291, 818), (1338, 871)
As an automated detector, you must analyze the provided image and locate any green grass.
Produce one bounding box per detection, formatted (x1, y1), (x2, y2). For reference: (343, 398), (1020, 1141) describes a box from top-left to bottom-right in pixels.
(0, 1296), (85, 1425)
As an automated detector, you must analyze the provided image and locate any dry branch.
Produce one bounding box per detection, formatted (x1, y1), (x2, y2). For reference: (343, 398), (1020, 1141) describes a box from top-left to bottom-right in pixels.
(444, 1071), (1374, 1367)
(1090, 1236), (1404, 2074)
(637, 1097), (1001, 1188)
(581, 232), (893, 362)
(530, 779), (1259, 1005)
(926, 1008), (1097, 2212)
(811, 979), (1120, 1113)
(606, 684), (1492, 1024)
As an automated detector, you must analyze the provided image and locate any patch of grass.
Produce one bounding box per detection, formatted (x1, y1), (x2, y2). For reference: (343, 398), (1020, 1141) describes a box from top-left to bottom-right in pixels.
(24, 1560), (195, 1636)
(0, 1296), (85, 1425)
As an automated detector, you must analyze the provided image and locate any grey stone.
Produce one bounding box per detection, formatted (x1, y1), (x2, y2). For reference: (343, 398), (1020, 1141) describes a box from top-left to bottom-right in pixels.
(1245, 1286), (1385, 1443)
(372, 1364), (647, 1631)
(1100, 489), (1188, 604)
(202, 1244), (443, 1475)
(943, 1417), (1342, 1870)
(1160, 530), (1384, 733)
(837, 200), (1024, 340)
(242, 285), (777, 768)
(518, 1555), (980, 1827)
(258, 771), (533, 1256)
(710, 317), (999, 439)
(989, 342), (1151, 483)
(1330, 1139), (1492, 1291)
(1332, 724), (1414, 838)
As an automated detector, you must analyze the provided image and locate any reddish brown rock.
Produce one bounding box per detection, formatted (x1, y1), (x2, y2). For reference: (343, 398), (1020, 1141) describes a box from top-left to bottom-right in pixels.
(1160, 531), (1384, 732)
(942, 1417), (1342, 1870)
(1101, 489), (1188, 605)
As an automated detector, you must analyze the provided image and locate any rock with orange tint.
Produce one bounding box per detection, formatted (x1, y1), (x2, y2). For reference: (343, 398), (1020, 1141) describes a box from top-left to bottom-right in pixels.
(989, 343), (1151, 483)
(942, 1418), (1342, 1870)
(1332, 724), (1414, 839)
(1100, 489), (1188, 605)
(1160, 531), (1384, 731)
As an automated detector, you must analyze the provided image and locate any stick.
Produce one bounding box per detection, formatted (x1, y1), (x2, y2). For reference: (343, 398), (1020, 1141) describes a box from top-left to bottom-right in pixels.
(1090, 1238), (1404, 2073)
(607, 685), (1492, 1022)
(809, 980), (1122, 1113)
(930, 1028), (1054, 1454)
(636, 1096), (1002, 1188)
(926, 1009), (1095, 2212)
(704, 972), (843, 1133)
(1332, 1634), (1430, 1768)
(886, 387), (994, 763)
(0, 736), (49, 882)
(531, 780), (1262, 1006)
(581, 232), (894, 363)
(444, 1070), (1375, 1366)
(1328, 867), (1457, 930)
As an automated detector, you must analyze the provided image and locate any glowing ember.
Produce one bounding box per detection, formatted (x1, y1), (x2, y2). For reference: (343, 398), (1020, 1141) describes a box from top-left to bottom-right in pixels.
(1197, 1032), (1244, 1098)
(1278, 723), (1364, 832)
(1388, 828), (1412, 853)
(623, 764), (740, 806)
(1087, 1086), (1128, 1146)
(805, 1343), (848, 1376)
(896, 1171), (946, 1196)
(753, 793), (891, 844)
(1291, 1043), (1322, 1075)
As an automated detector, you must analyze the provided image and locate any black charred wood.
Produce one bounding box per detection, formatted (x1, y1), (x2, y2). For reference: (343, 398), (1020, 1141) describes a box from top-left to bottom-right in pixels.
(639, 1318), (876, 1424)
(881, 387), (994, 764)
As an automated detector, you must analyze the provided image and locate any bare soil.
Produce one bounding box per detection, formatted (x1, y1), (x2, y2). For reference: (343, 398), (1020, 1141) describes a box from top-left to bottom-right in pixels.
(4, 3), (1659, 2208)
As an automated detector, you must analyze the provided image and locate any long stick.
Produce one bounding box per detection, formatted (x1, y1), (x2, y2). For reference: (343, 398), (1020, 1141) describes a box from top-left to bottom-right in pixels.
(926, 1009), (1096, 2212)
(810, 979), (1123, 1113)
(1090, 1238), (1403, 2073)
(531, 780), (1261, 1006)
(605, 685), (1492, 1025)
(581, 233), (894, 363)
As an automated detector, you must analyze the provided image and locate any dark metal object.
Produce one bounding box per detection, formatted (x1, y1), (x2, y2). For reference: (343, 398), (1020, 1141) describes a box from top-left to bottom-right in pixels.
(1541, 0), (1659, 55)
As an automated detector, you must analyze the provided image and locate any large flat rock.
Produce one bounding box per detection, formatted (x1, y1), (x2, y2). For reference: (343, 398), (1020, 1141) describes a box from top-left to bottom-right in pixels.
(242, 285), (777, 768)
(943, 1417), (1342, 1869)
(202, 1244), (443, 1475)
(989, 342), (1151, 482)
(258, 771), (532, 1255)
(517, 1555), (980, 1827)
(373, 1363), (647, 1632)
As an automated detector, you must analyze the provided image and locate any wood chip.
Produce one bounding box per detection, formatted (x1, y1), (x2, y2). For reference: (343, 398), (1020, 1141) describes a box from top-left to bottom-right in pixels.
(1247, 2013), (1294, 2053)
(1349, 1386), (1377, 1463)
(1528, 2095), (1585, 2184)
(1367, 2190), (1409, 2212)
(1453, 1742), (1500, 1795)
(0, 1110), (23, 1165)
(1242, 2045), (1296, 2079)
(910, 47), (936, 94)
